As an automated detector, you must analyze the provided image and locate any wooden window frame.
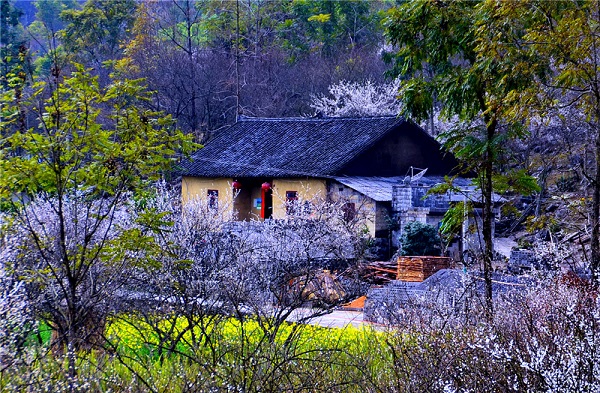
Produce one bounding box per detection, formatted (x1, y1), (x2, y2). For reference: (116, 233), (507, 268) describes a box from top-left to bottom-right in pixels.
(342, 202), (356, 222)
(207, 189), (218, 210)
(285, 191), (298, 215)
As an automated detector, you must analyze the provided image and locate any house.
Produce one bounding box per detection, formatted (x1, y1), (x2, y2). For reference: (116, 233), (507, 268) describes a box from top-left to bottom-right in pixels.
(180, 116), (496, 257)
(390, 177), (504, 259)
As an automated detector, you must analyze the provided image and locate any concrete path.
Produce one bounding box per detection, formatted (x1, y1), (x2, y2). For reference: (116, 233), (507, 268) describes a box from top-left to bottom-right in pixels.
(289, 309), (370, 329)
(494, 237), (517, 258)
(307, 310), (369, 329)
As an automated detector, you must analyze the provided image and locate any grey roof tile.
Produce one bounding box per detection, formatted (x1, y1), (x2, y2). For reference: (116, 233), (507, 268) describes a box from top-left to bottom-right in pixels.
(181, 116), (411, 178)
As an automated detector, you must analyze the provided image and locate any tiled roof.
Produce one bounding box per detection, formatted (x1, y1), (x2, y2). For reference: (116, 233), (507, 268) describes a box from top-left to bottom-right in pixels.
(334, 176), (476, 202)
(180, 116), (415, 178)
(334, 177), (405, 202)
(333, 176), (504, 206)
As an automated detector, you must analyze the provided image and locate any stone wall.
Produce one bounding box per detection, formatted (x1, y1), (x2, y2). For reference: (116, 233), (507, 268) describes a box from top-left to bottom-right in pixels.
(392, 185), (413, 212)
(363, 281), (425, 323)
(391, 185), (431, 247)
(508, 249), (541, 273)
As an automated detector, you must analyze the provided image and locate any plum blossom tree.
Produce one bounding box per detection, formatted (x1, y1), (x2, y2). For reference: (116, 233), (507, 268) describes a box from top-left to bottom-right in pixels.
(0, 63), (195, 385)
(310, 79), (402, 117)
(0, 249), (36, 375)
(110, 183), (368, 390)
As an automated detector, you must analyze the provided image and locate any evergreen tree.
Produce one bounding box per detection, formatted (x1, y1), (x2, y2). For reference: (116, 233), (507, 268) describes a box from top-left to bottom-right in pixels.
(399, 221), (441, 257)
(0, 0), (26, 87)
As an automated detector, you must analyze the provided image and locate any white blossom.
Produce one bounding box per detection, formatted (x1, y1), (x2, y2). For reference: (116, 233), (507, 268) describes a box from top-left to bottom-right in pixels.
(310, 79), (402, 117)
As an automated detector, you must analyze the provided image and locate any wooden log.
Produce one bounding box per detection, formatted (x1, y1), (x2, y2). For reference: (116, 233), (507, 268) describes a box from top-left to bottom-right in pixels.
(397, 256), (452, 282)
(367, 266), (397, 275)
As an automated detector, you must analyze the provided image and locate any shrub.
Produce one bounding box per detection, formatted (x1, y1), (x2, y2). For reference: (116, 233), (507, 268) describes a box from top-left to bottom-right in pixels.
(399, 221), (441, 256)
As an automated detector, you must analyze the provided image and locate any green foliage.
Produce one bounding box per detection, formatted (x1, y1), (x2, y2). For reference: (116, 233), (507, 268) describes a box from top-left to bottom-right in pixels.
(28, 320), (52, 346)
(501, 203), (520, 219)
(525, 214), (560, 235)
(32, 0), (76, 33)
(427, 177), (455, 196)
(26, 0), (77, 76)
(100, 313), (388, 392)
(492, 169), (540, 196)
(385, 1), (478, 123)
(384, 0), (536, 172)
(60, 0), (137, 66)
(385, 1), (541, 308)
(307, 13), (331, 23)
(486, 1), (600, 123)
(0, 62), (197, 354)
(399, 221), (441, 256)
(0, 0), (26, 86)
(107, 314), (379, 357)
(440, 202), (472, 238)
(479, 0), (600, 279)
(0, 64), (195, 204)
(151, 0), (386, 62)
(7, 281), (600, 392)
(5, 312), (391, 392)
(283, 0), (383, 60)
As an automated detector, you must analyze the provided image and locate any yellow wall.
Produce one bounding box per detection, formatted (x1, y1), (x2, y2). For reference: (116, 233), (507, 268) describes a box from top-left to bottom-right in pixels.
(271, 178), (327, 218)
(328, 181), (377, 236)
(181, 177), (383, 235)
(182, 177), (328, 221)
(181, 176), (234, 212)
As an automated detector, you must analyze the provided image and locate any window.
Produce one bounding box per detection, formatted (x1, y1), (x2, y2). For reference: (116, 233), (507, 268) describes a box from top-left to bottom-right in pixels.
(207, 190), (218, 210)
(285, 191), (298, 215)
(342, 202), (356, 222)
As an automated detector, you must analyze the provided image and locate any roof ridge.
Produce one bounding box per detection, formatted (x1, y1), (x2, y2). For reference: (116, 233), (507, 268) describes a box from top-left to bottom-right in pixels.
(238, 115), (401, 122)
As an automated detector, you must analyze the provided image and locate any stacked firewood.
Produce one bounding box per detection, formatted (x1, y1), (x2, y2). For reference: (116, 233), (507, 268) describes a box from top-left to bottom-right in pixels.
(360, 257), (453, 284)
(397, 256), (452, 282)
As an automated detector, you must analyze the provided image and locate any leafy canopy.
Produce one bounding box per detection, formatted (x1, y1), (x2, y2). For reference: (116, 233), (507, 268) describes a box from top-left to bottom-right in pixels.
(0, 64), (196, 204)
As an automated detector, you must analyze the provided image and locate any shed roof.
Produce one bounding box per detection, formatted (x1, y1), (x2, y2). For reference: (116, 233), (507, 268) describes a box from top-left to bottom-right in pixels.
(334, 177), (404, 202)
(334, 176), (476, 202)
(181, 116), (422, 178)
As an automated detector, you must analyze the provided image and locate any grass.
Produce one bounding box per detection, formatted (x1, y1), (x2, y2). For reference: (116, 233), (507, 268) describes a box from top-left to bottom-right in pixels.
(12, 314), (396, 392)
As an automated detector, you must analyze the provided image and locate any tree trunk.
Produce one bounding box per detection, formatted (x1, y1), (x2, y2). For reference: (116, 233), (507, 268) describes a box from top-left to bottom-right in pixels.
(482, 122), (496, 317)
(591, 127), (600, 283)
(535, 166), (549, 217)
(67, 326), (77, 393)
(185, 0), (198, 135)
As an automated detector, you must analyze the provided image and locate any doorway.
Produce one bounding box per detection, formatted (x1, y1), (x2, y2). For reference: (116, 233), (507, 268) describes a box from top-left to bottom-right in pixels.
(261, 185), (273, 219)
